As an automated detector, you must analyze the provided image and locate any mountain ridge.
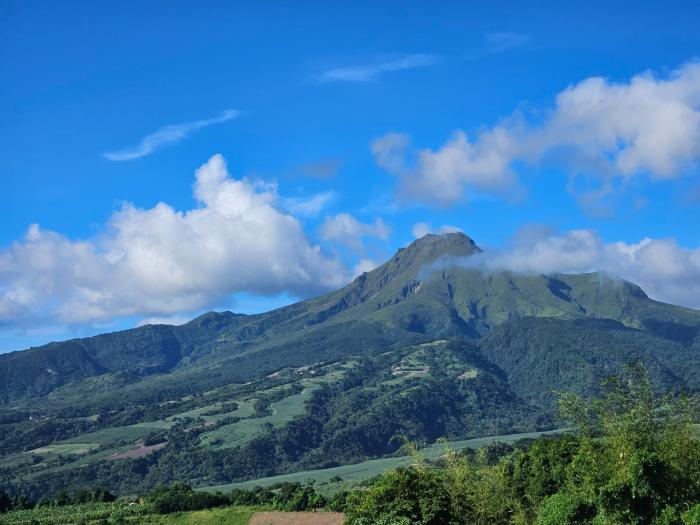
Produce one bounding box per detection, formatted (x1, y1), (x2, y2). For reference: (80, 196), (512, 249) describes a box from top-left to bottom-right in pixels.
(2, 232), (699, 406)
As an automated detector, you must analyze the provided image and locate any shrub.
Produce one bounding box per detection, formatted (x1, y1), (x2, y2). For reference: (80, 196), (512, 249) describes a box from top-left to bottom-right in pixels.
(146, 483), (228, 514)
(536, 492), (596, 525)
(0, 490), (11, 513)
(344, 467), (451, 525)
(683, 505), (700, 525)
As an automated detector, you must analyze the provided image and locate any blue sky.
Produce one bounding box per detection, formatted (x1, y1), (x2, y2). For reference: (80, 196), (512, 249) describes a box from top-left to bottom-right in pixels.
(1, 1), (700, 352)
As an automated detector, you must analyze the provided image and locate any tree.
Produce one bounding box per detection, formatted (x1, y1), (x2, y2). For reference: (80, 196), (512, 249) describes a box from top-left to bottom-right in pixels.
(344, 467), (451, 525)
(0, 489), (12, 513)
(536, 492), (596, 525)
(558, 363), (700, 524)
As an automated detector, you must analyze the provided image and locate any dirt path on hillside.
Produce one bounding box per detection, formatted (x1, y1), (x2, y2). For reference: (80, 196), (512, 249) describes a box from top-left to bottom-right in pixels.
(248, 511), (345, 525)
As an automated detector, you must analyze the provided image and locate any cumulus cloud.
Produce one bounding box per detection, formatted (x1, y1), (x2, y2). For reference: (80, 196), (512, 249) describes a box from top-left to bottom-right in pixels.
(411, 222), (462, 238)
(374, 61), (700, 207)
(103, 110), (239, 161)
(319, 213), (391, 251)
(316, 54), (440, 83)
(461, 228), (700, 310)
(0, 154), (350, 326)
(372, 128), (523, 206)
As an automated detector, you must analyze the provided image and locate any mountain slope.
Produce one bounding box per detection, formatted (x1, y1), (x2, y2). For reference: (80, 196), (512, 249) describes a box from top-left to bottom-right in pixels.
(2, 232), (699, 407)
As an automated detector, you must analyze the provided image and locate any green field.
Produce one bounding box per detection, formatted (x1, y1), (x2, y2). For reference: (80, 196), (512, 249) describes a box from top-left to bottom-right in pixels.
(61, 422), (167, 446)
(199, 388), (316, 449)
(28, 443), (100, 455)
(202, 428), (566, 494)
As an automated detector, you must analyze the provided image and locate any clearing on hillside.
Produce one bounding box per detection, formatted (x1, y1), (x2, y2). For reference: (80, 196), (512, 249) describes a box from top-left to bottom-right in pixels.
(248, 511), (344, 525)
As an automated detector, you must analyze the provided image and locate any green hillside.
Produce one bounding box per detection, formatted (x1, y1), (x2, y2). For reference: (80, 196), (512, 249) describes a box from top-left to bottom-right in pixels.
(1, 233), (699, 500)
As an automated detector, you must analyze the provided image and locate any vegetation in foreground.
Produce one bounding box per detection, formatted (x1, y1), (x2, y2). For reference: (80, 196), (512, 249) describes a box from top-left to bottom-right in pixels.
(344, 364), (700, 525)
(0, 480), (334, 524)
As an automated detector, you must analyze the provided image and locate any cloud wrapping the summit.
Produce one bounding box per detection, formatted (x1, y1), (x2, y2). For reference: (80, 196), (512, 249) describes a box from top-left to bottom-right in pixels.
(411, 222), (462, 238)
(463, 228), (700, 309)
(0, 155), (349, 325)
(374, 62), (700, 207)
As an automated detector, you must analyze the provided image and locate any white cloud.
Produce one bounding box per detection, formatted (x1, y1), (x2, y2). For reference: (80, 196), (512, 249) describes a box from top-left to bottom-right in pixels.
(103, 109), (239, 161)
(372, 129), (523, 206)
(316, 54), (440, 83)
(463, 228), (700, 310)
(411, 222), (432, 239)
(0, 154), (350, 326)
(352, 258), (380, 276)
(136, 315), (192, 327)
(282, 191), (337, 217)
(374, 61), (700, 207)
(411, 222), (462, 238)
(319, 213), (390, 251)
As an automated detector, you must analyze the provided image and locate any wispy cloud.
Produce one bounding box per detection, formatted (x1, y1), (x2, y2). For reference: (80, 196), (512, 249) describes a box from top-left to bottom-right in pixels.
(316, 54), (440, 83)
(461, 32), (531, 61)
(483, 32), (531, 54)
(103, 109), (239, 161)
(283, 191), (337, 217)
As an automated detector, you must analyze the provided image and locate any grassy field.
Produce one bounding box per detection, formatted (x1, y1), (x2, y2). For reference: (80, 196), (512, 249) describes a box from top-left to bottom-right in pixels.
(136, 506), (259, 524)
(60, 422), (167, 446)
(199, 389), (315, 449)
(28, 443), (99, 455)
(202, 428), (566, 494)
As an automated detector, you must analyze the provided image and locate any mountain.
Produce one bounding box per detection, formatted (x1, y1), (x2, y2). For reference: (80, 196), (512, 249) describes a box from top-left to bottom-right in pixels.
(1, 232), (699, 498)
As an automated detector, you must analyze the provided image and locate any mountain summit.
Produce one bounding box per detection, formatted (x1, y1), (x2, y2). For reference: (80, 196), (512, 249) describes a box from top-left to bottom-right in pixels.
(1, 232), (698, 405)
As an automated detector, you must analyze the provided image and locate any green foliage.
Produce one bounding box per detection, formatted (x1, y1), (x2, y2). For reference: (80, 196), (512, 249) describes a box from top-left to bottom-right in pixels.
(683, 505), (700, 525)
(344, 467), (451, 525)
(536, 492), (596, 525)
(146, 483), (228, 514)
(0, 499), (154, 524)
(557, 365), (700, 525)
(0, 489), (11, 512)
